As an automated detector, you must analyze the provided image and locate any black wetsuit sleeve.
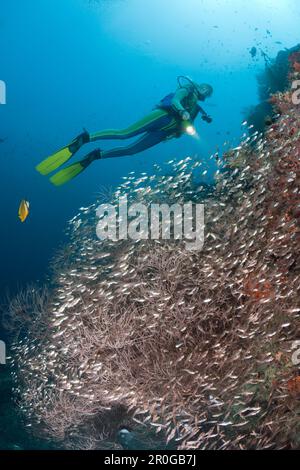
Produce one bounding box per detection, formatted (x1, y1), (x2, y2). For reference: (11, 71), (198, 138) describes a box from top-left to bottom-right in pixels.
(198, 105), (208, 117)
(190, 104), (202, 121)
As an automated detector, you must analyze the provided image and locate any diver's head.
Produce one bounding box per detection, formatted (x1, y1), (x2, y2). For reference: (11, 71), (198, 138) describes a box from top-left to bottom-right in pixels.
(194, 83), (213, 101)
(177, 76), (213, 100)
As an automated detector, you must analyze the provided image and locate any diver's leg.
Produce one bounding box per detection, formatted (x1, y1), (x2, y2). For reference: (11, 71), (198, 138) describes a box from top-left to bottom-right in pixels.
(90, 109), (173, 142)
(50, 127), (178, 186)
(100, 130), (170, 159)
(37, 111), (175, 177)
(49, 131), (166, 186)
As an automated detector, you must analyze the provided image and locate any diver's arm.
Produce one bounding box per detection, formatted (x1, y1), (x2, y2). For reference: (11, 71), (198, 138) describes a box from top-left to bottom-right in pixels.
(198, 105), (213, 123)
(171, 88), (190, 117)
(198, 105), (207, 116)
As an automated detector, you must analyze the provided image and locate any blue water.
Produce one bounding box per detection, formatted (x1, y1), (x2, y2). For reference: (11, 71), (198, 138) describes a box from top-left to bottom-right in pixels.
(0, 0), (300, 449)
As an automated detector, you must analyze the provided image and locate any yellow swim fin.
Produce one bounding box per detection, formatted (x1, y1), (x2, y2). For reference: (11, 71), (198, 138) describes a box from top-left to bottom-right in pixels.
(50, 149), (101, 186)
(36, 130), (90, 176)
(36, 145), (73, 176)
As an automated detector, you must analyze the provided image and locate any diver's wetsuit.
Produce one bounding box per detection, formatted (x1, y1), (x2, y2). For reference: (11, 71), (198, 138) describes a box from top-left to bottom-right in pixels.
(90, 109), (178, 159)
(90, 85), (201, 159)
(36, 82), (210, 186)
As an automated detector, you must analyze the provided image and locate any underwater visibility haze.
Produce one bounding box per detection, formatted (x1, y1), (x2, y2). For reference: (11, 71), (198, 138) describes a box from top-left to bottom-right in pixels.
(0, 0), (300, 451)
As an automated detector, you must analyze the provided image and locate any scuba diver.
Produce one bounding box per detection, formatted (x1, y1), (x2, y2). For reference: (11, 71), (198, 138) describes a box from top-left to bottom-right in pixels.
(36, 76), (213, 186)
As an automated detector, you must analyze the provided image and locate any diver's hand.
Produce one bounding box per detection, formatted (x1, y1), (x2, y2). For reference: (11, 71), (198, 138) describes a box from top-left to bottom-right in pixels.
(202, 115), (212, 123)
(180, 110), (191, 121)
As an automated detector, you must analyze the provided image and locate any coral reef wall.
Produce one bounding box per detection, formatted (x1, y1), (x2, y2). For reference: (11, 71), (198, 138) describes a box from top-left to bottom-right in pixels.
(247, 44), (300, 134)
(8, 59), (300, 450)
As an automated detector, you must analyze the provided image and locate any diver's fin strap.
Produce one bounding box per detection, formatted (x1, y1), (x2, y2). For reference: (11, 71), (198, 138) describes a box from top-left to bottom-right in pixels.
(68, 130), (90, 153)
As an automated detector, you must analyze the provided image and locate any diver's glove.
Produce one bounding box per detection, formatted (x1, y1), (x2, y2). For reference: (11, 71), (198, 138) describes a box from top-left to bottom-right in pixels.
(202, 115), (212, 123)
(179, 110), (191, 121)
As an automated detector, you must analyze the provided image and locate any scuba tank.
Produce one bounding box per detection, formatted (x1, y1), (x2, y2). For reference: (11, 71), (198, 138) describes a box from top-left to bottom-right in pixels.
(156, 92), (176, 111)
(156, 76), (196, 112)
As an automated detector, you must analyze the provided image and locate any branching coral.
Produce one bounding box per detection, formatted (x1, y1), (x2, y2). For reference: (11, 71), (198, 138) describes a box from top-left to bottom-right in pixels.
(2, 286), (50, 342)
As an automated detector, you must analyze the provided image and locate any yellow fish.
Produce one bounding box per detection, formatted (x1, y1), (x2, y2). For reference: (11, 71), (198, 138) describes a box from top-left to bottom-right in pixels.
(18, 199), (30, 222)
